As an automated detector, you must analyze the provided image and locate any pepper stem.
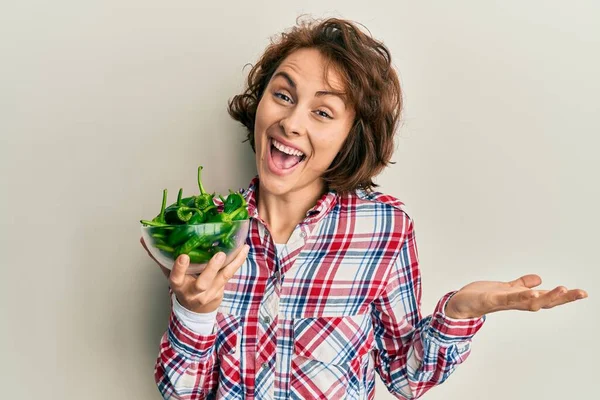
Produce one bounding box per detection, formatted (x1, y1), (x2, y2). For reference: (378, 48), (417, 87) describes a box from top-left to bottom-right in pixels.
(229, 206), (246, 220)
(177, 188), (183, 206)
(157, 189), (168, 223)
(140, 219), (168, 227)
(197, 165), (207, 195)
(177, 206), (200, 222)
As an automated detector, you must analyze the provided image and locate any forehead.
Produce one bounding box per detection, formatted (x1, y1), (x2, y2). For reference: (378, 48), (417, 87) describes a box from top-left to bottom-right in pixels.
(273, 48), (346, 92)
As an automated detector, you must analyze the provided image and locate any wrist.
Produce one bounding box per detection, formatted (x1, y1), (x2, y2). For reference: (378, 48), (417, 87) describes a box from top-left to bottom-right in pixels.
(444, 296), (476, 319)
(175, 293), (220, 314)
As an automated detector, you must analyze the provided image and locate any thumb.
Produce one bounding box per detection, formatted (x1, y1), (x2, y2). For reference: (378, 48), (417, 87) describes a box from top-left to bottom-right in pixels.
(508, 274), (542, 289)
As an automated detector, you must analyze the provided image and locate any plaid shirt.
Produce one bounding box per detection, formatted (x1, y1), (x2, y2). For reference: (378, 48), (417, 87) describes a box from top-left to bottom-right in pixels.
(154, 176), (485, 399)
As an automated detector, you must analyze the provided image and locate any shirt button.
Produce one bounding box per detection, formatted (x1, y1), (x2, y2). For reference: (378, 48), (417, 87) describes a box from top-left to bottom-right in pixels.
(263, 316), (271, 324)
(300, 231), (306, 238)
(436, 315), (445, 324)
(261, 362), (268, 370)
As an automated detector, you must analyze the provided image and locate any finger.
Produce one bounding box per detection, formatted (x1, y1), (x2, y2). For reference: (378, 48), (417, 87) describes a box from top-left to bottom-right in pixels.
(531, 286), (566, 310)
(508, 274), (542, 289)
(543, 288), (587, 309)
(169, 254), (190, 290)
(194, 251), (228, 293)
(213, 244), (250, 289)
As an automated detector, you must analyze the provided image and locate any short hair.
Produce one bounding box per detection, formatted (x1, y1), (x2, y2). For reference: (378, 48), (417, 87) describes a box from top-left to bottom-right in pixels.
(227, 16), (403, 195)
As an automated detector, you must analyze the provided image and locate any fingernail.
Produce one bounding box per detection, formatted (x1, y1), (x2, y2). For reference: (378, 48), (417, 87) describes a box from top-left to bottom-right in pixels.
(179, 254), (189, 266)
(215, 252), (226, 263)
(244, 245), (250, 253)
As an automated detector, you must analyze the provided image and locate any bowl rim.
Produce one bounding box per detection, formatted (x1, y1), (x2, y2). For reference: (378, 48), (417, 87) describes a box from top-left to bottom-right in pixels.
(140, 219), (250, 228)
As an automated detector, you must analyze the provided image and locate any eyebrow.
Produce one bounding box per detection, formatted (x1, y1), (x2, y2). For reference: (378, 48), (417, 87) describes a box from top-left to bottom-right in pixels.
(272, 71), (348, 107)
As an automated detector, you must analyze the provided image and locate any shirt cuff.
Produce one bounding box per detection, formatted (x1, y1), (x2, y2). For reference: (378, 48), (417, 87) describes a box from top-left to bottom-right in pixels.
(427, 291), (486, 345)
(167, 294), (218, 361)
(171, 293), (218, 335)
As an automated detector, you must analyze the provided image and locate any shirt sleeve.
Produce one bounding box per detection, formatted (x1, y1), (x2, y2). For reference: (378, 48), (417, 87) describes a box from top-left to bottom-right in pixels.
(371, 216), (486, 399)
(153, 287), (220, 399)
(171, 293), (218, 335)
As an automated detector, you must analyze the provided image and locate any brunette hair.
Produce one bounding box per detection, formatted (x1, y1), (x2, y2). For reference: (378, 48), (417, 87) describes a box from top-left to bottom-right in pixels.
(227, 16), (402, 195)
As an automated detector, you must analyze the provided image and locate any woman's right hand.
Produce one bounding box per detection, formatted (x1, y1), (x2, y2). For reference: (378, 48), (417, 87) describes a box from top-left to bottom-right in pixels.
(169, 245), (250, 313)
(140, 237), (250, 313)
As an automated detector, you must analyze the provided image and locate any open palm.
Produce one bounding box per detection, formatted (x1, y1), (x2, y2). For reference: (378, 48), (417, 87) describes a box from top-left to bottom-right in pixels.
(445, 274), (588, 319)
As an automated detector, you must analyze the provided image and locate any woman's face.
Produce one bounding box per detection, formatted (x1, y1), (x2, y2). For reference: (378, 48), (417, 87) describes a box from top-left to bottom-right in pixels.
(254, 48), (356, 198)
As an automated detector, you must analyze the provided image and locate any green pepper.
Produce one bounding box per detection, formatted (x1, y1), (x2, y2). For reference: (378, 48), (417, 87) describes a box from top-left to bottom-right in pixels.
(233, 208), (249, 221)
(187, 205), (217, 225)
(164, 188), (187, 224)
(208, 205), (248, 224)
(156, 243), (175, 253)
(198, 232), (223, 249)
(175, 206), (202, 222)
(166, 225), (194, 247)
(193, 166), (215, 210)
(223, 190), (246, 214)
(188, 248), (213, 263)
(175, 233), (216, 257)
(220, 226), (237, 249)
(151, 232), (168, 242)
(170, 167), (214, 212)
(141, 189), (169, 226)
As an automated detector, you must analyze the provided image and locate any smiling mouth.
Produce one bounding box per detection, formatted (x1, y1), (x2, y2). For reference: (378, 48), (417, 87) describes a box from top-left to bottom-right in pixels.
(269, 138), (306, 170)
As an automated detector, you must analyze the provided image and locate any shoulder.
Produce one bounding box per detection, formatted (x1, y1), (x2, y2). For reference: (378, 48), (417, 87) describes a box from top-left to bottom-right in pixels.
(337, 188), (414, 235)
(352, 188), (411, 217)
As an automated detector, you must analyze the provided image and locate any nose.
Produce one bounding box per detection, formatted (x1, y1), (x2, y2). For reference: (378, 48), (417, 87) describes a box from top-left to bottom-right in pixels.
(279, 105), (307, 137)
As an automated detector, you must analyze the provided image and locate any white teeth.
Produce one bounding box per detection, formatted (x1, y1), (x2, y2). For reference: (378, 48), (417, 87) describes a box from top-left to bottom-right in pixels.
(271, 138), (305, 157)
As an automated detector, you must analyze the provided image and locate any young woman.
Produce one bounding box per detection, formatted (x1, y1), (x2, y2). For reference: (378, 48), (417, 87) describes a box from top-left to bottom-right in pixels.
(142, 17), (587, 400)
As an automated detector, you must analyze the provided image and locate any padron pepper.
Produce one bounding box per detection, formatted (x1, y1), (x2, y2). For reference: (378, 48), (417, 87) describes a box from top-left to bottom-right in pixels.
(166, 206), (217, 247)
(193, 166), (215, 210)
(140, 189), (169, 227)
(173, 167), (216, 214)
(207, 206), (247, 224)
(175, 233), (217, 258)
(220, 225), (238, 249)
(188, 248), (213, 263)
(164, 188), (189, 225)
(222, 190), (247, 214)
(188, 205), (217, 224)
(166, 225), (195, 247)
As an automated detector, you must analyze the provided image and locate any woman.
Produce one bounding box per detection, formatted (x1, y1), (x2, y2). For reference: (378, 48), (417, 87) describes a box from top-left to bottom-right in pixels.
(142, 17), (587, 400)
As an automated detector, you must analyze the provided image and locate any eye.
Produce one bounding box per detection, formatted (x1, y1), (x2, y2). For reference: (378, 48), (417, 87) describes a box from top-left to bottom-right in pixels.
(274, 92), (292, 103)
(315, 110), (333, 119)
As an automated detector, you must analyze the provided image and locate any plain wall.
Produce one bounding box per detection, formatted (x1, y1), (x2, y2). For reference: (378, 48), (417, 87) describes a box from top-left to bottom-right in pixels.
(1, 1), (598, 399)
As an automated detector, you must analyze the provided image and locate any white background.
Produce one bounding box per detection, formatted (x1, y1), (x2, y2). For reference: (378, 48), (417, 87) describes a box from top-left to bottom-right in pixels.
(1, 1), (598, 399)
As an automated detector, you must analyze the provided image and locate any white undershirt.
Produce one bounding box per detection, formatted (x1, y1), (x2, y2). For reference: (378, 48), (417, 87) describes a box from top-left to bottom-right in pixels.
(172, 243), (286, 334)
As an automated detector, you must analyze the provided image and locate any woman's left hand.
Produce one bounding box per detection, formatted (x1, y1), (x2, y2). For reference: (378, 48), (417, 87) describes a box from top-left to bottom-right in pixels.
(444, 274), (588, 319)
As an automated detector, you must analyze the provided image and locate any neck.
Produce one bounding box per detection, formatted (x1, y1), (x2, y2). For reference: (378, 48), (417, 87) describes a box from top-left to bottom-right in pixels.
(256, 180), (326, 244)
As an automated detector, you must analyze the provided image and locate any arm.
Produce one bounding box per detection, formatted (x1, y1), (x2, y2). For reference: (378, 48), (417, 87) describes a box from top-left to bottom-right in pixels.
(371, 217), (486, 399)
(153, 288), (219, 399)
